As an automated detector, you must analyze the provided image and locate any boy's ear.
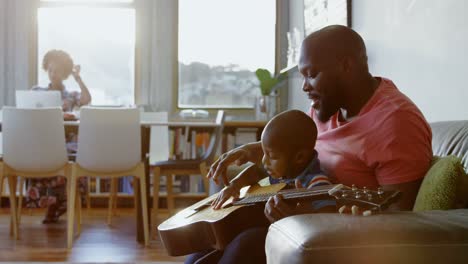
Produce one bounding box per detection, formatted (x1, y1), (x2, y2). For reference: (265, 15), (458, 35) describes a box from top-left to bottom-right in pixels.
(294, 149), (309, 166)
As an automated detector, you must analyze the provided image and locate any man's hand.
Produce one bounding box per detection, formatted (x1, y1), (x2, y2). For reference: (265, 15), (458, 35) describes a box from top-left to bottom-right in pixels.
(264, 194), (296, 223)
(211, 185), (240, 210)
(382, 178), (423, 211)
(207, 147), (251, 186)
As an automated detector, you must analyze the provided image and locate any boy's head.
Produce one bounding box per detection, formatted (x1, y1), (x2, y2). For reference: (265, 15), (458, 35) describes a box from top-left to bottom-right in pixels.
(42, 50), (74, 85)
(261, 110), (318, 180)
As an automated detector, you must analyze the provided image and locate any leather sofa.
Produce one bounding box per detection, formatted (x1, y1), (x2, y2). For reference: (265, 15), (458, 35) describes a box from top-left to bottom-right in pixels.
(265, 121), (468, 264)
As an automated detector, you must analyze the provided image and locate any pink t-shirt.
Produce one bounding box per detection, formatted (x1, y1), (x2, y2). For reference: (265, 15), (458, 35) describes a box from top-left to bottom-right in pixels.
(311, 77), (432, 188)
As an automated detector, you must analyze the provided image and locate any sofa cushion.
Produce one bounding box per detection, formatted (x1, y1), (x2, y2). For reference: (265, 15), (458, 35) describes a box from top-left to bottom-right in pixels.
(413, 155), (468, 211)
(266, 210), (468, 264)
(431, 121), (468, 173)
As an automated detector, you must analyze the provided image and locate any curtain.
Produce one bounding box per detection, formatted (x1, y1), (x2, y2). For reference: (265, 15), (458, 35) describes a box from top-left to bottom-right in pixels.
(0, 0), (37, 108)
(135, 0), (177, 112)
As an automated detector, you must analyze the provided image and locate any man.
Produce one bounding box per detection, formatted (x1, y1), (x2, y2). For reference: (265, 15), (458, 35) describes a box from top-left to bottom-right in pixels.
(191, 25), (432, 264)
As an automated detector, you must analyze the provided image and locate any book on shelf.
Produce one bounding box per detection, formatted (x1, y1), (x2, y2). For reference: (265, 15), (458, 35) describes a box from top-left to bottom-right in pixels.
(121, 176), (133, 194)
(89, 177), (97, 193)
(234, 128), (258, 148)
(100, 178), (111, 193)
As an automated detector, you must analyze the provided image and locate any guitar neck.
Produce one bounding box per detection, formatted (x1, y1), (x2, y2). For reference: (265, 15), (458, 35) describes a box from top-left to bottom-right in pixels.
(232, 184), (340, 206)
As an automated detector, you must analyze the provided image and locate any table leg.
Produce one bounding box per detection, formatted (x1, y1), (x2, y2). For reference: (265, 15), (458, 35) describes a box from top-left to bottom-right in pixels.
(136, 126), (151, 243)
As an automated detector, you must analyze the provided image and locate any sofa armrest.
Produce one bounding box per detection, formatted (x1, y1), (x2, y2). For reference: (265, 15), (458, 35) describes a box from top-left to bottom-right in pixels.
(266, 210), (468, 264)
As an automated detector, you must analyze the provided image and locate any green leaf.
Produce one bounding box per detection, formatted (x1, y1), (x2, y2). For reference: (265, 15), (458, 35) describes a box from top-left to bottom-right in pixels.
(255, 68), (280, 95)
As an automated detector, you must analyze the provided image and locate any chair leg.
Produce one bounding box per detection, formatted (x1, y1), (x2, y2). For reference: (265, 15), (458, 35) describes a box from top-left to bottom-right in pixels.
(86, 177), (91, 212)
(0, 169), (3, 208)
(166, 174), (175, 215)
(18, 177), (25, 225)
(76, 185), (82, 236)
(9, 175), (18, 237)
(108, 178), (118, 226)
(200, 162), (210, 196)
(8, 175), (18, 240)
(67, 169), (77, 249)
(151, 167), (161, 239)
(138, 164), (150, 247)
(113, 179), (118, 214)
(86, 191), (91, 212)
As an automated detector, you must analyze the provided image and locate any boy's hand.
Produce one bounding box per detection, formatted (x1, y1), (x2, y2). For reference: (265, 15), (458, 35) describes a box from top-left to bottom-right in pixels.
(211, 184), (240, 210)
(264, 194), (295, 223)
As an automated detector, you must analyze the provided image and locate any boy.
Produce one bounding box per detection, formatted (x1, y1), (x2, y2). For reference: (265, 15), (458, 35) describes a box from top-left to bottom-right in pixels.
(211, 109), (333, 211)
(187, 110), (333, 264)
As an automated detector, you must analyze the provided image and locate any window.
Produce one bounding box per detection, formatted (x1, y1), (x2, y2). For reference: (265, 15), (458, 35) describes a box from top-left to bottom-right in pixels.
(37, 0), (135, 106)
(178, 0), (276, 109)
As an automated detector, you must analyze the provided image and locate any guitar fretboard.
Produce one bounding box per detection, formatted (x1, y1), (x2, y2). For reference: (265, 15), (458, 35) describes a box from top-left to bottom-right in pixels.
(232, 184), (339, 205)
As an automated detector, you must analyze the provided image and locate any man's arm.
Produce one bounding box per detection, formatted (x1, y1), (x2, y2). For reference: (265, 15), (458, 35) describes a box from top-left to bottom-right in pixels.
(208, 141), (264, 186)
(212, 164), (265, 209)
(382, 178), (423, 211)
(369, 110), (431, 211)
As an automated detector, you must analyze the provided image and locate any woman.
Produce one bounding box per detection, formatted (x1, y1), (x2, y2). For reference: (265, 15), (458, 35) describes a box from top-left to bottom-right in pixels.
(27, 49), (91, 223)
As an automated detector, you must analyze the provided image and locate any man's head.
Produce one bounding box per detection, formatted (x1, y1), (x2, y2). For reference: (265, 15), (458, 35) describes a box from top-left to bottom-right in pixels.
(298, 25), (369, 122)
(42, 50), (74, 85)
(261, 110), (318, 179)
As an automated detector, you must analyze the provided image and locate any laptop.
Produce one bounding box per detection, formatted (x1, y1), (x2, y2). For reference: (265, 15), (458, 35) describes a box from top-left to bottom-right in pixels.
(15, 90), (62, 108)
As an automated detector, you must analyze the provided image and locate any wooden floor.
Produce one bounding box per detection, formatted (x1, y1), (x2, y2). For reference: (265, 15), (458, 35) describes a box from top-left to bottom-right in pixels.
(0, 208), (185, 263)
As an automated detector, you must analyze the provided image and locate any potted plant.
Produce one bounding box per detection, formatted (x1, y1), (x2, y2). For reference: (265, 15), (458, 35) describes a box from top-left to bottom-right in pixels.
(255, 68), (288, 119)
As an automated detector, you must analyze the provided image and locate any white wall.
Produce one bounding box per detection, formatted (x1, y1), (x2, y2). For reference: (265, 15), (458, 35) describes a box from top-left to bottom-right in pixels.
(289, 0), (468, 122)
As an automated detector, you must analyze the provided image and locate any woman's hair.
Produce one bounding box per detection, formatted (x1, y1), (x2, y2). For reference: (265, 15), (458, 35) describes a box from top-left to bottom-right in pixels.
(42, 49), (74, 78)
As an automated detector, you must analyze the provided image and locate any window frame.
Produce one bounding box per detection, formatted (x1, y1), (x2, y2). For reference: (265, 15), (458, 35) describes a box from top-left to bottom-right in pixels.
(175, 0), (280, 112)
(34, 0), (137, 105)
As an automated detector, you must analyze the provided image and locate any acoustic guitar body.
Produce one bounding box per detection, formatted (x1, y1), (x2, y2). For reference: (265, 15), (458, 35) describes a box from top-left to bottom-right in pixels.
(158, 183), (284, 256)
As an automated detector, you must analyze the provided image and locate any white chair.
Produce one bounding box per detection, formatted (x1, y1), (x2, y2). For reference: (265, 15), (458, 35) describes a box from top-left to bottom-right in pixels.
(1, 107), (75, 248)
(108, 112), (170, 229)
(69, 107), (149, 247)
(0, 131), (3, 202)
(0, 131), (3, 155)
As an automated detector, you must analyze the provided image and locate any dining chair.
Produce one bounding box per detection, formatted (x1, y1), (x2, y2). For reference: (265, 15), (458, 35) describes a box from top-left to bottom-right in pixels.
(68, 107), (149, 247)
(151, 110), (225, 222)
(1, 107), (76, 248)
(0, 131), (3, 204)
(107, 111), (170, 227)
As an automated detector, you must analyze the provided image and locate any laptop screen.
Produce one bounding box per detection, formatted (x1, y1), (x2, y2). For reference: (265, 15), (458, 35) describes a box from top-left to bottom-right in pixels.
(16, 90), (62, 108)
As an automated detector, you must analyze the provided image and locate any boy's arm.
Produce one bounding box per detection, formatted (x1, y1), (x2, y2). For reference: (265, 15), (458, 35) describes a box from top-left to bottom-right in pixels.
(211, 163), (264, 210)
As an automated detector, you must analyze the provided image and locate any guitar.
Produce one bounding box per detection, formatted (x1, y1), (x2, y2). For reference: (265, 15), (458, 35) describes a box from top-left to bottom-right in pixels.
(158, 183), (401, 256)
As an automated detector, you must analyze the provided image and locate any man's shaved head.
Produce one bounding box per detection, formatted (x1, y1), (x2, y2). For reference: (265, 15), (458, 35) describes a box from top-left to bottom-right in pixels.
(262, 110), (317, 154)
(298, 25), (375, 123)
(301, 25), (368, 69)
